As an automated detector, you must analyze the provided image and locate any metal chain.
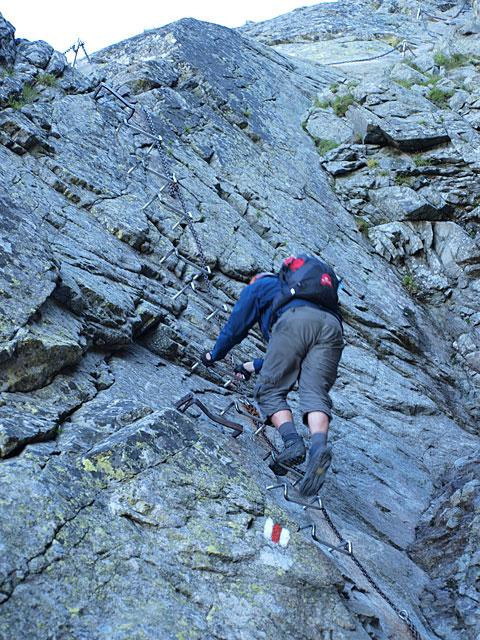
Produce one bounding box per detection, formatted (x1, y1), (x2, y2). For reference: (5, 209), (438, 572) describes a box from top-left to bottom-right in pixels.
(325, 46), (399, 66)
(418, 0), (469, 22)
(141, 108), (215, 300)
(240, 403), (424, 640)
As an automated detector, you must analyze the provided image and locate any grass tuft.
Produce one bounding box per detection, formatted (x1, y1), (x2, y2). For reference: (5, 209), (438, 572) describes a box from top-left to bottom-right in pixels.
(355, 216), (370, 234)
(433, 51), (472, 70)
(36, 73), (57, 87)
(403, 273), (419, 294)
(413, 154), (429, 167)
(332, 93), (355, 117)
(395, 174), (413, 187)
(314, 138), (339, 156)
(427, 86), (454, 108)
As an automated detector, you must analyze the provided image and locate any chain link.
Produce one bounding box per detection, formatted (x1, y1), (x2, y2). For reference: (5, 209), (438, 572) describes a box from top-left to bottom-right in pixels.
(141, 108), (216, 300)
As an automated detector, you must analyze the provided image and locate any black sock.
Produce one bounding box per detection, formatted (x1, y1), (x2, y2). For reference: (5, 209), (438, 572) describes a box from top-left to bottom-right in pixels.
(278, 421), (301, 445)
(310, 432), (328, 456)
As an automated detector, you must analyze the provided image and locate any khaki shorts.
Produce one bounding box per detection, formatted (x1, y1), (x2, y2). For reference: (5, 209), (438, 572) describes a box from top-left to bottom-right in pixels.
(254, 306), (344, 423)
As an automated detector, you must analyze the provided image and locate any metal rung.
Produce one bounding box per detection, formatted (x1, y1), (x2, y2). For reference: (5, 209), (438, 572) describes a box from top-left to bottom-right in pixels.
(123, 119), (162, 142)
(158, 200), (188, 217)
(172, 215), (192, 231)
(127, 162), (140, 175)
(206, 302), (228, 320)
(298, 524), (352, 556)
(206, 308), (218, 321)
(171, 274), (201, 300)
(170, 248), (211, 276)
(172, 283), (190, 300)
(142, 194), (158, 211)
(145, 166), (177, 183)
(159, 248), (176, 264)
(266, 483), (324, 511)
(254, 424), (266, 435)
(94, 83), (136, 121)
(220, 401), (235, 416)
(223, 378), (234, 388)
(141, 186), (168, 211)
(191, 362), (199, 372)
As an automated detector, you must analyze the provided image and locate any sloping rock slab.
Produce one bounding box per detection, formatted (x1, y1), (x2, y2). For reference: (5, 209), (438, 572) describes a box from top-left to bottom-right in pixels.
(0, 196), (57, 344)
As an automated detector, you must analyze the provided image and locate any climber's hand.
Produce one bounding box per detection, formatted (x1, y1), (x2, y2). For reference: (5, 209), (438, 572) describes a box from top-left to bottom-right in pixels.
(234, 362), (255, 381)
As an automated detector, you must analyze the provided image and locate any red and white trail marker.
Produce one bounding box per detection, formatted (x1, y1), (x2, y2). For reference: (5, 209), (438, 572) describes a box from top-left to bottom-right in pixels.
(264, 517), (290, 547)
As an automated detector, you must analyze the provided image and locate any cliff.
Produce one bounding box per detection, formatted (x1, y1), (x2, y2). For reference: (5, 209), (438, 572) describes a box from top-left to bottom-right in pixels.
(0, 2), (479, 638)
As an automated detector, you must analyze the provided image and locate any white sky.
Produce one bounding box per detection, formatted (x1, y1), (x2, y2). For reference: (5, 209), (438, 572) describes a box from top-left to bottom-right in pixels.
(2, 1), (334, 56)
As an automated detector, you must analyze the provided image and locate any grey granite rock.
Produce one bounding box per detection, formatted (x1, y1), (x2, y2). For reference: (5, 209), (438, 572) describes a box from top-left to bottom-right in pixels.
(0, 6), (479, 640)
(16, 39), (53, 70)
(369, 185), (451, 221)
(0, 13), (15, 66)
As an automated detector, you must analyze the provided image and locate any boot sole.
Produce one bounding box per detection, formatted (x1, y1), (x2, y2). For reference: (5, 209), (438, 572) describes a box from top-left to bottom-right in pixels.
(298, 448), (332, 496)
(269, 452), (306, 476)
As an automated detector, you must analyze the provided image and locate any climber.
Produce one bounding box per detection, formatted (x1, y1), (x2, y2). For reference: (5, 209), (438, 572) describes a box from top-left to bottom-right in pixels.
(201, 255), (344, 496)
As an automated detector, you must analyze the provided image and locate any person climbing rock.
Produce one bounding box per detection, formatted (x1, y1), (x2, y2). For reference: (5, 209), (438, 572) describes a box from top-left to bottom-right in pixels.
(201, 255), (344, 496)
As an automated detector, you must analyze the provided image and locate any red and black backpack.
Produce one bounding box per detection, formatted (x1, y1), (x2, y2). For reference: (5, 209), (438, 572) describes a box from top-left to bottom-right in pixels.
(270, 254), (342, 327)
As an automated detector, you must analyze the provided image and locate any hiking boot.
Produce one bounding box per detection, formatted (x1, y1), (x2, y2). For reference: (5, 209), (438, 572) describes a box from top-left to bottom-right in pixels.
(269, 438), (306, 476)
(298, 447), (332, 496)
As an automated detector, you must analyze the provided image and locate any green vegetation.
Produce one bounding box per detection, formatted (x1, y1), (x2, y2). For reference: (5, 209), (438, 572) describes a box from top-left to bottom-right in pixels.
(413, 154), (429, 167)
(394, 78), (413, 89)
(433, 51), (472, 70)
(313, 96), (330, 109)
(332, 93), (355, 117)
(314, 138), (339, 156)
(36, 73), (57, 87)
(378, 169), (389, 176)
(383, 35), (402, 48)
(394, 174), (413, 187)
(355, 216), (370, 234)
(313, 91), (355, 117)
(6, 83), (39, 109)
(1, 66), (14, 78)
(313, 92), (356, 117)
(422, 73), (440, 86)
(466, 227), (477, 238)
(132, 78), (152, 93)
(354, 133), (363, 143)
(5, 71), (59, 109)
(367, 158), (379, 169)
(427, 86), (454, 108)
(405, 59), (422, 72)
(403, 273), (419, 294)
(243, 108), (252, 118)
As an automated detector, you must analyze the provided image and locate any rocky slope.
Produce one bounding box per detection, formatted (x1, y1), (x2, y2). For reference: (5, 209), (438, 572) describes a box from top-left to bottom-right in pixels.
(0, 2), (479, 639)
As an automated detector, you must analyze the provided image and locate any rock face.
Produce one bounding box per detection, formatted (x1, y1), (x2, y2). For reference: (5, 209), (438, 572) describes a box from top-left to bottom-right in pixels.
(0, 3), (479, 640)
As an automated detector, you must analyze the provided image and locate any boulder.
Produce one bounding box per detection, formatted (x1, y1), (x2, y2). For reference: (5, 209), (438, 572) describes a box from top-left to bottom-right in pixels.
(0, 12), (15, 66)
(369, 186), (451, 221)
(16, 39), (54, 70)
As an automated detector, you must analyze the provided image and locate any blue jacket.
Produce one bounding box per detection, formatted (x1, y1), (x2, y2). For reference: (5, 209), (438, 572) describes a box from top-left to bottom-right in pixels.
(210, 275), (322, 371)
